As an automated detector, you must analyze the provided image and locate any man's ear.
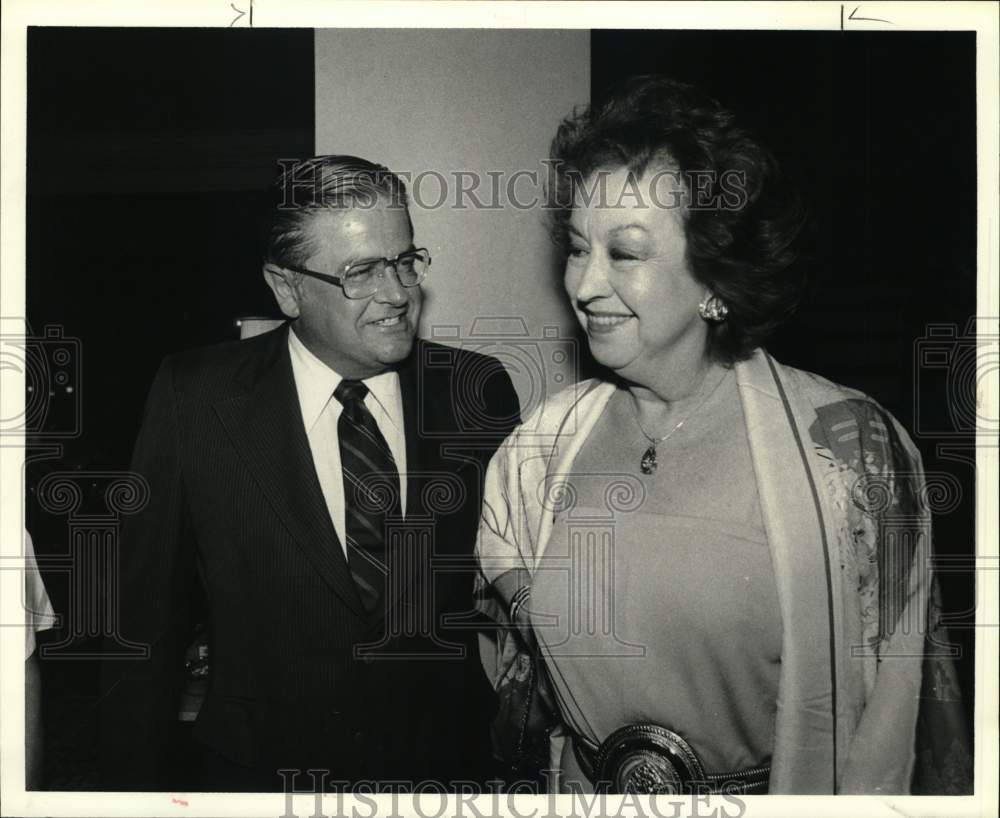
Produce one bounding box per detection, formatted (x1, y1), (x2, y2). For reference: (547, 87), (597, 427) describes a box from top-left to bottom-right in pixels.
(262, 263), (302, 319)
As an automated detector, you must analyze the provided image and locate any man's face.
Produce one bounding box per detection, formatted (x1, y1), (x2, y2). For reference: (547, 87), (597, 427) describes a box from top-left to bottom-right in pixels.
(280, 204), (422, 378)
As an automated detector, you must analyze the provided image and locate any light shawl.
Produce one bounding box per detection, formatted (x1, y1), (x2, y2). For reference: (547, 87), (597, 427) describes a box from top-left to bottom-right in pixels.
(475, 349), (970, 794)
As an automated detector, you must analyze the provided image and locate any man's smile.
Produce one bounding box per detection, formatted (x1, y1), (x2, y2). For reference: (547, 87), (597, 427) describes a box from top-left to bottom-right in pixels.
(368, 312), (408, 328)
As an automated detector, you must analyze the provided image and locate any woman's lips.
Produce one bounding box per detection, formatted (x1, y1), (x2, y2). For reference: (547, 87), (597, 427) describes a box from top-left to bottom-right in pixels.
(585, 312), (634, 334)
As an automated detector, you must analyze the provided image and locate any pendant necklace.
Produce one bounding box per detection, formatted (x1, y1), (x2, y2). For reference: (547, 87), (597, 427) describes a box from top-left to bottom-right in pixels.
(630, 368), (728, 475)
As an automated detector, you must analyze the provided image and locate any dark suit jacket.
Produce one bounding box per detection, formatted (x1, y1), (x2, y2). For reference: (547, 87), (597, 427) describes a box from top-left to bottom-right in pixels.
(99, 325), (519, 790)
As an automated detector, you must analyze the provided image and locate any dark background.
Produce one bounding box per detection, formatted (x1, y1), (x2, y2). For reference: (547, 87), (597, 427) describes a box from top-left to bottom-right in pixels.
(25, 27), (315, 788)
(24, 28), (977, 788)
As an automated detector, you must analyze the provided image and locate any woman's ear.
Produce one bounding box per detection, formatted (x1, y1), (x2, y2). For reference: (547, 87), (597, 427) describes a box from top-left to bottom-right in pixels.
(262, 263), (302, 319)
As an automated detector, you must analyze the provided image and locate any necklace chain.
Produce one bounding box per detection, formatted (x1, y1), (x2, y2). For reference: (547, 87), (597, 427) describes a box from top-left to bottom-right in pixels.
(633, 409), (688, 447)
(629, 368), (729, 474)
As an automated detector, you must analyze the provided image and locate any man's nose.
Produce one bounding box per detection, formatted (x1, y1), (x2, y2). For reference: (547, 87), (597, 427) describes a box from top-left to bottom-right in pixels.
(373, 265), (408, 304)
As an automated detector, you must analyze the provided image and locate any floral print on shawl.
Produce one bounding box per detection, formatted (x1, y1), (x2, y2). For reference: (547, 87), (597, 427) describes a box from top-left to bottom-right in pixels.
(809, 398), (971, 794)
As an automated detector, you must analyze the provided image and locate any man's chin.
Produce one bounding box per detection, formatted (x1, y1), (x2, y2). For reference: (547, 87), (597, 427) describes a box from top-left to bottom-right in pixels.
(372, 333), (417, 366)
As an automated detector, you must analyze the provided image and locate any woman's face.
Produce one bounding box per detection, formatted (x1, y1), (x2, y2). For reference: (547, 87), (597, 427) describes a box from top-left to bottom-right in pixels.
(563, 166), (711, 386)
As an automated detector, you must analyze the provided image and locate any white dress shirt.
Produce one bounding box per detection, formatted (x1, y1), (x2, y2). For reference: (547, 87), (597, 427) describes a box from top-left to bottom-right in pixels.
(24, 531), (57, 660)
(287, 328), (407, 557)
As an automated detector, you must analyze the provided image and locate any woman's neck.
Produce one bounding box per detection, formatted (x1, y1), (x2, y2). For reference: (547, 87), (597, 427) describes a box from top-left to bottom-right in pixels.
(624, 356), (729, 430)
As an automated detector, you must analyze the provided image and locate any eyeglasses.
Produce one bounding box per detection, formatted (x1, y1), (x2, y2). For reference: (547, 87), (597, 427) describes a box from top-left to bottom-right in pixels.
(283, 248), (430, 299)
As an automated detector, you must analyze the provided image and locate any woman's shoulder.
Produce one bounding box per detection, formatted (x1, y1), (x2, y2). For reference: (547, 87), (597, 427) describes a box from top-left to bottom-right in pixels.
(766, 355), (922, 462)
(512, 377), (612, 438)
(770, 356), (891, 418)
(770, 358), (865, 401)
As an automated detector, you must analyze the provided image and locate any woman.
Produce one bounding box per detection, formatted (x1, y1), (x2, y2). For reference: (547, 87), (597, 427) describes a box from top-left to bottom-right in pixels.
(475, 76), (970, 795)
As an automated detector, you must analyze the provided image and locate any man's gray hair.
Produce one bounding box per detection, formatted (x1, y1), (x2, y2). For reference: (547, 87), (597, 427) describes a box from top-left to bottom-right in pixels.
(264, 155), (410, 267)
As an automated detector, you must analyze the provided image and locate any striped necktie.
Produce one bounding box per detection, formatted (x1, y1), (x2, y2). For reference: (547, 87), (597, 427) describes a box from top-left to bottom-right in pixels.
(334, 379), (401, 615)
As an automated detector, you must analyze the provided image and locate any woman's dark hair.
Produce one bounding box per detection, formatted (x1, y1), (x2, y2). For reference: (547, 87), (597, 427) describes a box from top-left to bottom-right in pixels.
(549, 76), (807, 362)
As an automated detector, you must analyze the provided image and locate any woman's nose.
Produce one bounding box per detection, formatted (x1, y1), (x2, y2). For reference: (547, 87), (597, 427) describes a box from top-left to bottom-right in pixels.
(573, 253), (611, 302)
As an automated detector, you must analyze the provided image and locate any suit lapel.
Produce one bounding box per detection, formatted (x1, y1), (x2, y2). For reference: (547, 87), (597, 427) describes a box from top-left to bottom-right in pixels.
(213, 326), (365, 619)
(381, 343), (449, 620)
(399, 344), (432, 519)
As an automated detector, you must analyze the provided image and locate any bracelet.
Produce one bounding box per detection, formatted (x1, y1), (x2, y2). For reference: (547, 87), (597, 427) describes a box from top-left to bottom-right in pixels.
(508, 584), (532, 623)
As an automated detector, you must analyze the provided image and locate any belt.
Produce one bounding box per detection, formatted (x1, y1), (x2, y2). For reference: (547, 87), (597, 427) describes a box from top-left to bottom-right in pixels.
(571, 724), (770, 795)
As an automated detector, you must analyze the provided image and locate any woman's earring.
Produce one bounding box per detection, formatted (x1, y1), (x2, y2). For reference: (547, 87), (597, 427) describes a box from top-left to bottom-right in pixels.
(698, 294), (729, 322)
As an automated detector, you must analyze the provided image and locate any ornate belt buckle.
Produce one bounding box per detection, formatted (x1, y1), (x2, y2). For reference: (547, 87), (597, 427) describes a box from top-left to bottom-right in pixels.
(594, 724), (706, 794)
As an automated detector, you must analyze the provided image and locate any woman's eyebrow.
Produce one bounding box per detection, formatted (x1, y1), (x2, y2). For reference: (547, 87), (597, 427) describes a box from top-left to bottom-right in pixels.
(609, 223), (649, 236)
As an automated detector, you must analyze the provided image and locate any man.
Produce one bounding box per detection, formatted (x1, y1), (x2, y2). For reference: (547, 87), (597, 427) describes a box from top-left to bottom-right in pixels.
(99, 156), (520, 791)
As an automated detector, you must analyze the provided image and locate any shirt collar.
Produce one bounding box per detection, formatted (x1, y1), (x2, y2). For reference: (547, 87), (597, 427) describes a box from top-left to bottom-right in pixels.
(287, 326), (401, 433)
(364, 370), (402, 431)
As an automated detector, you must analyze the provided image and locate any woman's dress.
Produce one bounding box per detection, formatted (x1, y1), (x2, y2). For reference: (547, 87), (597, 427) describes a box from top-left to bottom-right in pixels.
(529, 371), (782, 790)
(476, 351), (972, 793)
